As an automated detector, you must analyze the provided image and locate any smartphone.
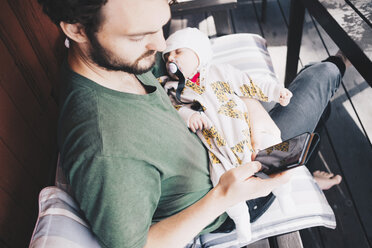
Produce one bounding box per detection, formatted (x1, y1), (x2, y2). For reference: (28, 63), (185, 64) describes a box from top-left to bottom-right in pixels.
(254, 132), (320, 178)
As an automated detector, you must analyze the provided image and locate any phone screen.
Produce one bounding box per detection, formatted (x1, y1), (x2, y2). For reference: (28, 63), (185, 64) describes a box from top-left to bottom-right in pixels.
(254, 132), (312, 175)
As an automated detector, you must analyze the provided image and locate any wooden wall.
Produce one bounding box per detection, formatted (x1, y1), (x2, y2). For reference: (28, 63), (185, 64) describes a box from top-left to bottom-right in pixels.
(0, 0), (65, 246)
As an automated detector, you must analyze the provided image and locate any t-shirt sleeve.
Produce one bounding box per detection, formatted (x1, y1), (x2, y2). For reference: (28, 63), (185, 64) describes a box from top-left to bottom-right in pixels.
(70, 155), (161, 248)
(222, 64), (283, 102)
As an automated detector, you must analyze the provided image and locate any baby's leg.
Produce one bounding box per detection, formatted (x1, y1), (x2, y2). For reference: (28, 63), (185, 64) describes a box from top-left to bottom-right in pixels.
(226, 202), (252, 243)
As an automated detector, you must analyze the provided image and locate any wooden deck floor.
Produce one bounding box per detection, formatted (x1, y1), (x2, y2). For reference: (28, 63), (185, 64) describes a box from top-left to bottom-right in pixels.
(169, 1), (372, 247)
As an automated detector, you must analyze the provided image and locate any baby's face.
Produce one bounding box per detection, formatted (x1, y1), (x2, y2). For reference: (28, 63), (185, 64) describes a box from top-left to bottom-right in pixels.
(164, 48), (199, 79)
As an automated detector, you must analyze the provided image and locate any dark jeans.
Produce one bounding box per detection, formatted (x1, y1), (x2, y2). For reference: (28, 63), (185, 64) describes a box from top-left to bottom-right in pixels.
(270, 62), (342, 140)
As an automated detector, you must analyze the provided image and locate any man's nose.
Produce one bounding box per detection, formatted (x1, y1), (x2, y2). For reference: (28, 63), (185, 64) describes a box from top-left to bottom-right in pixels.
(146, 30), (166, 52)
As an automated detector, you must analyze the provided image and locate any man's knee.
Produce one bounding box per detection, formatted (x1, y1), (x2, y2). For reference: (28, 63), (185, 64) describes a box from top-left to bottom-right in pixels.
(308, 62), (341, 79)
(322, 61), (342, 79)
(309, 62), (342, 94)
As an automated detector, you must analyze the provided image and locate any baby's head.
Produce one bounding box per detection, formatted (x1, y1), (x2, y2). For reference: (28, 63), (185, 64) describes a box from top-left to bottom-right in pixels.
(162, 28), (213, 79)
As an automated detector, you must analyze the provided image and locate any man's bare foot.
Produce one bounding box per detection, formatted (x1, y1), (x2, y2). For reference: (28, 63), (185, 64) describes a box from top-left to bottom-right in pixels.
(335, 50), (352, 68)
(313, 170), (342, 190)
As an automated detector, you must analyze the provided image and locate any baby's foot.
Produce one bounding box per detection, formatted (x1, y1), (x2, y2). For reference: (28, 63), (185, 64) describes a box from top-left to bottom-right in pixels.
(313, 170), (342, 190)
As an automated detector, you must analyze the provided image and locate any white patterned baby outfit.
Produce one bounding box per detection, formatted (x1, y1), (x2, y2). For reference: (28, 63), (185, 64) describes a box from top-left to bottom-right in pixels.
(161, 28), (286, 244)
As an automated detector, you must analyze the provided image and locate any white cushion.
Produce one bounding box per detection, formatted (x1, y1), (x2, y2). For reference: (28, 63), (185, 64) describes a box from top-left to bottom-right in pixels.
(29, 187), (101, 248)
(211, 33), (280, 111)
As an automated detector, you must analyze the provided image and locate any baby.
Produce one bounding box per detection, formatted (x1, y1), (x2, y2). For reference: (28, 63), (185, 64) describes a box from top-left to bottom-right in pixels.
(160, 27), (293, 243)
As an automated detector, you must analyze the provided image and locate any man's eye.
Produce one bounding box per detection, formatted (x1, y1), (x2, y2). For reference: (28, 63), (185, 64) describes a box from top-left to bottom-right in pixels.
(130, 36), (145, 42)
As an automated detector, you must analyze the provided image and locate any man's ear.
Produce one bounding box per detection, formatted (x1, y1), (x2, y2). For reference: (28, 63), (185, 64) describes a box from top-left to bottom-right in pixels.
(60, 22), (88, 44)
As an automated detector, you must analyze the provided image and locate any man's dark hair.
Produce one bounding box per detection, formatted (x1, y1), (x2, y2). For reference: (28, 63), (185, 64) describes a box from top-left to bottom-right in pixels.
(38, 0), (108, 34)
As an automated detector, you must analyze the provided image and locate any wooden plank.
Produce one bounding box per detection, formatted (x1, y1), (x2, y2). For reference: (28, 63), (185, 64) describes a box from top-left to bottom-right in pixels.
(0, 38), (58, 150)
(246, 238), (270, 248)
(257, 0), (288, 46)
(300, 227), (324, 248)
(211, 9), (234, 35)
(0, 238), (10, 248)
(171, 0), (237, 16)
(169, 16), (188, 35)
(253, 0), (290, 84)
(0, 0), (53, 106)
(231, 1), (262, 35)
(7, 0), (66, 101)
(323, 88), (372, 245)
(340, 72), (372, 142)
(170, 12), (217, 37)
(276, 231), (303, 248)
(0, 139), (41, 217)
(0, 86), (52, 186)
(277, 0), (290, 24)
(7, 1), (62, 82)
(303, 126), (371, 248)
(0, 188), (36, 248)
(183, 12), (209, 29)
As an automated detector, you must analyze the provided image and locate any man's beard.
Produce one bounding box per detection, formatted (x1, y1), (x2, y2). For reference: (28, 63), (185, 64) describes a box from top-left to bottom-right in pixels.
(87, 33), (156, 74)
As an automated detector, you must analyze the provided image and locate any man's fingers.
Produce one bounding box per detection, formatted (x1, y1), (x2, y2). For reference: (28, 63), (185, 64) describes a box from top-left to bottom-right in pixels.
(244, 172), (291, 199)
(260, 172), (291, 191)
(233, 162), (262, 180)
(251, 151), (257, 161)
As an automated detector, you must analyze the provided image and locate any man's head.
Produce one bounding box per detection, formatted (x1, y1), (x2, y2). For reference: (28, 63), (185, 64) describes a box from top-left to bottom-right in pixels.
(38, 0), (171, 74)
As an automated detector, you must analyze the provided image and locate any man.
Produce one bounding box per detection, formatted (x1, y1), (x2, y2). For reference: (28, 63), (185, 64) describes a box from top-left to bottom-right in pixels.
(38, 0), (343, 247)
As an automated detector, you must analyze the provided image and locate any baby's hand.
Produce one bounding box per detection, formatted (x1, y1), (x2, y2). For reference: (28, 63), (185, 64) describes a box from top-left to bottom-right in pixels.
(189, 112), (208, 132)
(279, 88), (293, 106)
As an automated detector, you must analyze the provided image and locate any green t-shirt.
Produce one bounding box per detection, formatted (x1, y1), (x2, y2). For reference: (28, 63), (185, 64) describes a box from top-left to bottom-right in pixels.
(57, 63), (227, 248)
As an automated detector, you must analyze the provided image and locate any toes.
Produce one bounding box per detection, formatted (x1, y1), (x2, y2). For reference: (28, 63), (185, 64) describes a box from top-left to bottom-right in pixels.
(317, 171), (334, 178)
(313, 170), (321, 176)
(321, 171), (329, 177)
(328, 173), (334, 178)
(319, 171), (327, 177)
(333, 175), (342, 184)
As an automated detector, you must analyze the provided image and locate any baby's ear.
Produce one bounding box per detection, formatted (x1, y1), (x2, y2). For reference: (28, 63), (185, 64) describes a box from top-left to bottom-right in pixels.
(194, 52), (201, 68)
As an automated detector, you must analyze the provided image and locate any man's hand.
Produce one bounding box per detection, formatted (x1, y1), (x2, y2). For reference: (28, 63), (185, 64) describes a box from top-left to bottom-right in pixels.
(189, 112), (208, 132)
(279, 88), (293, 106)
(214, 162), (291, 208)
